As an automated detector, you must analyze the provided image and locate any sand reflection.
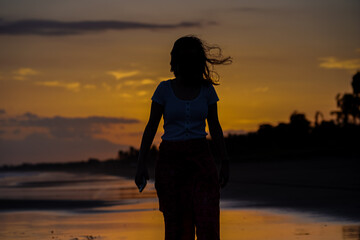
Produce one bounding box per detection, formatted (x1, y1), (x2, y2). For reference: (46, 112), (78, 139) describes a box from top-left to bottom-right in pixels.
(343, 225), (360, 240)
(0, 171), (359, 240)
(1, 205), (359, 240)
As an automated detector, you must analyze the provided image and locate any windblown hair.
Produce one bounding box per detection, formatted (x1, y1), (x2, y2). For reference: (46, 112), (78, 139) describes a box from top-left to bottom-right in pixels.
(170, 35), (232, 85)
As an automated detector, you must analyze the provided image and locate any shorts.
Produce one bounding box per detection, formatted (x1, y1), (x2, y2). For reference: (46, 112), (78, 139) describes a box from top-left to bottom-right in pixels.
(155, 138), (220, 240)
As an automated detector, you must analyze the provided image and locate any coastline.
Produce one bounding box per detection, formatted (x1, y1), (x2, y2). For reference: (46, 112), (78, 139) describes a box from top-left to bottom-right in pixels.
(1, 155), (359, 222)
(219, 156), (360, 222)
(0, 159), (359, 240)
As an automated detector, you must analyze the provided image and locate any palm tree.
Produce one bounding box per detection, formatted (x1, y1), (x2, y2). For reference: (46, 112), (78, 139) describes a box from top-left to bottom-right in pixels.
(315, 111), (324, 127)
(331, 72), (360, 125)
(352, 71), (360, 124)
(352, 71), (360, 95)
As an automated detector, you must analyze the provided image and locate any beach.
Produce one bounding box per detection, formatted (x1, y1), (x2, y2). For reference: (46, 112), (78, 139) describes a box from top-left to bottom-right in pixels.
(2, 205), (359, 240)
(220, 156), (360, 221)
(0, 156), (359, 240)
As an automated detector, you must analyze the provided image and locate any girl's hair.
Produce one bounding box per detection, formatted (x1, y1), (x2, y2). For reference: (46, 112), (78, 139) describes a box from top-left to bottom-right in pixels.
(170, 35), (232, 85)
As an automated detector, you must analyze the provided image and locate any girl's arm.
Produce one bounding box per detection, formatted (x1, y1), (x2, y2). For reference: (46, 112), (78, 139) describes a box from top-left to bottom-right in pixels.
(207, 102), (229, 188)
(135, 101), (164, 191)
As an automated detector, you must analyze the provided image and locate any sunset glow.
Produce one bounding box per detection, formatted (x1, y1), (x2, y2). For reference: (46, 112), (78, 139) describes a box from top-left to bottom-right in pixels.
(0, 0), (359, 164)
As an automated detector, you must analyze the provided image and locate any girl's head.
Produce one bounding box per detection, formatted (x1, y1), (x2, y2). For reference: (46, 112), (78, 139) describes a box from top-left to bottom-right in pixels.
(170, 35), (232, 85)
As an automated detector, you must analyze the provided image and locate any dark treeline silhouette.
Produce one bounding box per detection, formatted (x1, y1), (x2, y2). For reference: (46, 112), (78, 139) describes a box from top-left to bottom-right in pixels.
(221, 110), (359, 162)
(222, 72), (360, 161)
(1, 72), (359, 176)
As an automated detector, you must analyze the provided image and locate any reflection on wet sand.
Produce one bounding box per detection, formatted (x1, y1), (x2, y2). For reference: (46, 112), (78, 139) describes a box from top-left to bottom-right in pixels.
(1, 205), (359, 240)
(343, 226), (360, 240)
(0, 171), (157, 202)
(0, 171), (359, 240)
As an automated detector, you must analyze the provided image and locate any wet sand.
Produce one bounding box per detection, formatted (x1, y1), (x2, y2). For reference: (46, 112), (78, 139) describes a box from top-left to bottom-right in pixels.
(0, 156), (359, 240)
(1, 201), (360, 240)
(220, 156), (360, 222)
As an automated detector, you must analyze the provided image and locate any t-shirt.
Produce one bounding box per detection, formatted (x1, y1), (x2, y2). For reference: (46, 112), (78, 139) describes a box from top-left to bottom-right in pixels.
(151, 79), (219, 141)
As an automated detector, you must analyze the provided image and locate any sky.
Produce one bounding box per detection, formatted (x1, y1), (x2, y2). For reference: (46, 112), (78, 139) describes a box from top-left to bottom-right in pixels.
(0, 0), (359, 165)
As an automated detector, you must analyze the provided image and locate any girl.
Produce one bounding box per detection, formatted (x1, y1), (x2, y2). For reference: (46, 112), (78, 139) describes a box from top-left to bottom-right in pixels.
(135, 35), (231, 240)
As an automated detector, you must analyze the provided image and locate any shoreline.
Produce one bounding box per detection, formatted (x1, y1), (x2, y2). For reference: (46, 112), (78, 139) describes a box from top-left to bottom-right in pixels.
(1, 156), (359, 222)
(219, 156), (360, 222)
(2, 207), (357, 240)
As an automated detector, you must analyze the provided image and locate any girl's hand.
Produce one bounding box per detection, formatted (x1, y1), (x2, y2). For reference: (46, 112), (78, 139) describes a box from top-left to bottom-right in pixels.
(219, 162), (229, 188)
(135, 163), (149, 192)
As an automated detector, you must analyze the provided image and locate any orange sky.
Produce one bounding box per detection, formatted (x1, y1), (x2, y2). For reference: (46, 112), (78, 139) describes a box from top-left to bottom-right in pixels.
(0, 0), (359, 164)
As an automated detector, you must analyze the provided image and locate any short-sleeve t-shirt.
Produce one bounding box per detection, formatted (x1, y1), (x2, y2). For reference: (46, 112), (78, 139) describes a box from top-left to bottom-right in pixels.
(151, 79), (219, 141)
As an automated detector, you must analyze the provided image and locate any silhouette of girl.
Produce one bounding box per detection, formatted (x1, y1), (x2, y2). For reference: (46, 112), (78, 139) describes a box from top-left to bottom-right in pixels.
(135, 35), (231, 240)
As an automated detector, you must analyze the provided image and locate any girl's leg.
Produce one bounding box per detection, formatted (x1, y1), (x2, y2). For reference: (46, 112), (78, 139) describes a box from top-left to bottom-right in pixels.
(155, 143), (196, 240)
(193, 152), (220, 240)
(194, 201), (220, 240)
(163, 208), (195, 240)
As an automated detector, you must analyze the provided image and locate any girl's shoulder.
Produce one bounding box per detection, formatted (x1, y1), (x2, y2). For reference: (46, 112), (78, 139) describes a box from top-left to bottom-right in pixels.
(158, 79), (173, 87)
(202, 81), (216, 92)
(155, 79), (172, 90)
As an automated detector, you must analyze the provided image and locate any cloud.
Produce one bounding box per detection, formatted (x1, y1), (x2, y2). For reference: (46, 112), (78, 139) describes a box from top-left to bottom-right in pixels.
(107, 70), (139, 80)
(115, 84), (122, 90)
(0, 133), (128, 165)
(140, 79), (156, 85)
(84, 84), (97, 90)
(0, 109), (5, 115)
(13, 67), (39, 80)
(0, 18), (209, 36)
(35, 81), (81, 92)
(124, 80), (136, 86)
(136, 90), (147, 96)
(102, 82), (112, 91)
(14, 68), (38, 76)
(0, 111), (140, 139)
(318, 57), (360, 70)
(0, 111), (140, 165)
(253, 87), (269, 93)
(117, 93), (132, 98)
(112, 78), (156, 94)
(123, 79), (156, 87)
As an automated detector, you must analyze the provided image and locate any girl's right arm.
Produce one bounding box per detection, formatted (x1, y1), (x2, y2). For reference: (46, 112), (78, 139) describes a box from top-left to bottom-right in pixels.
(135, 101), (164, 191)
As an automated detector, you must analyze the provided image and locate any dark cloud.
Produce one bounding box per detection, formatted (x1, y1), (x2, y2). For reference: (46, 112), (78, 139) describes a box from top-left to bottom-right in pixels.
(0, 109), (6, 115)
(0, 18), (211, 36)
(13, 129), (21, 135)
(0, 111), (138, 165)
(0, 133), (127, 165)
(0, 112), (140, 139)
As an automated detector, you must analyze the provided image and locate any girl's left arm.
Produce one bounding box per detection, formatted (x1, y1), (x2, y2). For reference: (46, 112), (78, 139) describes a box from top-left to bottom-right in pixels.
(207, 103), (229, 188)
